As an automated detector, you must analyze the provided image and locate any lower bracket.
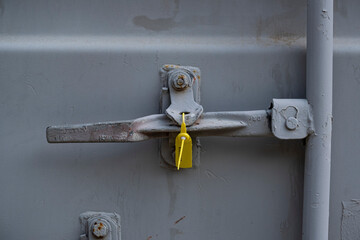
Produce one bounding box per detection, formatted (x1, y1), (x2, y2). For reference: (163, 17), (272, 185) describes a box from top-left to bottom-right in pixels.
(79, 212), (121, 240)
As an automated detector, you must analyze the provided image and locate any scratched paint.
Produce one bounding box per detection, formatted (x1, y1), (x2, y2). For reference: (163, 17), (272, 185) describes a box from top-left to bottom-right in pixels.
(341, 200), (360, 240)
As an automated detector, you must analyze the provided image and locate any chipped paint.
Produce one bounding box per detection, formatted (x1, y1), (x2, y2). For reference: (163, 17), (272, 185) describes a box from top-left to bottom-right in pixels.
(341, 200), (360, 240)
(133, 0), (179, 31)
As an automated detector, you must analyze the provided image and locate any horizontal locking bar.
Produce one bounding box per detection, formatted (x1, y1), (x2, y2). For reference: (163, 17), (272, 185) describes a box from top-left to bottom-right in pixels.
(47, 110), (272, 143)
(47, 99), (312, 143)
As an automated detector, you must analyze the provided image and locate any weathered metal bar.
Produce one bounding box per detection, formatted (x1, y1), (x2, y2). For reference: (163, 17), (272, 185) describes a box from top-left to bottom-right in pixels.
(303, 0), (333, 239)
(47, 119), (154, 143)
(46, 110), (272, 143)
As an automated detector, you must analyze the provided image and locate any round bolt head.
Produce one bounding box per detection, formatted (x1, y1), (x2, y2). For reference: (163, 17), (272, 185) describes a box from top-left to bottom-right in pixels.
(286, 117), (298, 130)
(92, 220), (109, 238)
(176, 77), (185, 86)
(170, 71), (191, 91)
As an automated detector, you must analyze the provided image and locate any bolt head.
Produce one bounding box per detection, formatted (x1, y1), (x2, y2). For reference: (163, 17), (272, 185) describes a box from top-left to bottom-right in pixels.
(92, 220), (109, 238)
(176, 77), (185, 86)
(286, 117), (298, 130)
(170, 71), (191, 90)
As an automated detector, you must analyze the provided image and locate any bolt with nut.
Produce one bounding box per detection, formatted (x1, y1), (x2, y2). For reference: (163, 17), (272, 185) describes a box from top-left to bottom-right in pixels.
(91, 220), (109, 238)
(170, 70), (192, 90)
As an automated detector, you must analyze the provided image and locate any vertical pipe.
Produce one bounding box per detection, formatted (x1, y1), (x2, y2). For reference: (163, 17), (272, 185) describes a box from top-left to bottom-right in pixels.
(303, 0), (333, 239)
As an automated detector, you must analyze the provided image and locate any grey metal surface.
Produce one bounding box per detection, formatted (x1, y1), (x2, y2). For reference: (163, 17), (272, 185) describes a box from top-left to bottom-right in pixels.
(330, 44), (360, 240)
(0, 45), (305, 240)
(0, 0), (357, 240)
(340, 200), (360, 240)
(0, 1), (305, 238)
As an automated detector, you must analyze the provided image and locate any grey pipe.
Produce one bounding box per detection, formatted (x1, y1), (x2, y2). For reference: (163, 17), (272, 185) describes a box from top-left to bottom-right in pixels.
(303, 0), (333, 239)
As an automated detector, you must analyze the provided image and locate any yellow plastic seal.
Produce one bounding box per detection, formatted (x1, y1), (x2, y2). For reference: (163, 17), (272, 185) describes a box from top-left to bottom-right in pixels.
(175, 113), (192, 170)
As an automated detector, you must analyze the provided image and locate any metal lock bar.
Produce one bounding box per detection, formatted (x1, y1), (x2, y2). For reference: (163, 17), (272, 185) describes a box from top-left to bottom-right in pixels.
(46, 65), (314, 169)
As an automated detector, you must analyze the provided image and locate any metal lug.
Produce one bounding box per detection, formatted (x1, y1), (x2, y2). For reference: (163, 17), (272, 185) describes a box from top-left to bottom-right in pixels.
(160, 64), (202, 168)
(271, 99), (313, 139)
(79, 212), (121, 240)
(160, 64), (203, 126)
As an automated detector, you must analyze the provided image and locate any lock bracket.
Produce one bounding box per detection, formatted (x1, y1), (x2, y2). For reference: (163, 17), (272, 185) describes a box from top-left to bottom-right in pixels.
(271, 99), (314, 139)
(160, 64), (202, 169)
(160, 64), (203, 126)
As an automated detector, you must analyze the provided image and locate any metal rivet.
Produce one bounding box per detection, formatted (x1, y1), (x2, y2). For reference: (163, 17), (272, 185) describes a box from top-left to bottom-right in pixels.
(286, 117), (298, 130)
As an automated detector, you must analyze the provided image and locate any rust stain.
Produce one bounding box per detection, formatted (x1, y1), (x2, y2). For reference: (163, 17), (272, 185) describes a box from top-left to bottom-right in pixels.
(174, 216), (186, 224)
(255, 3), (305, 47)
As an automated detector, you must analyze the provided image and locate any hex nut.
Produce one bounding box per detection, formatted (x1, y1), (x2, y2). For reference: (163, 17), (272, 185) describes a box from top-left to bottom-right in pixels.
(285, 117), (299, 130)
(92, 220), (109, 238)
(170, 71), (191, 90)
(176, 77), (185, 86)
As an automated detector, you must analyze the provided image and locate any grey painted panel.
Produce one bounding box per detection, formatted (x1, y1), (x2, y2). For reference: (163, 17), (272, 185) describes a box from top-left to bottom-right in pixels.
(0, 0), (358, 38)
(0, 0), (358, 239)
(0, 0), (306, 38)
(0, 42), (305, 239)
(329, 48), (360, 240)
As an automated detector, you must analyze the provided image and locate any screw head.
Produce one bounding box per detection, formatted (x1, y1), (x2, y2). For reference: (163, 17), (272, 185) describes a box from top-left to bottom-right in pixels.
(92, 220), (109, 238)
(286, 117), (298, 130)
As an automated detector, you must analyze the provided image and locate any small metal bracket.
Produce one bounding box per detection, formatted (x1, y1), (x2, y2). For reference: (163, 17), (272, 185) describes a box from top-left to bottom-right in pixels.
(160, 64), (202, 169)
(271, 99), (313, 139)
(79, 212), (121, 240)
(160, 64), (203, 126)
